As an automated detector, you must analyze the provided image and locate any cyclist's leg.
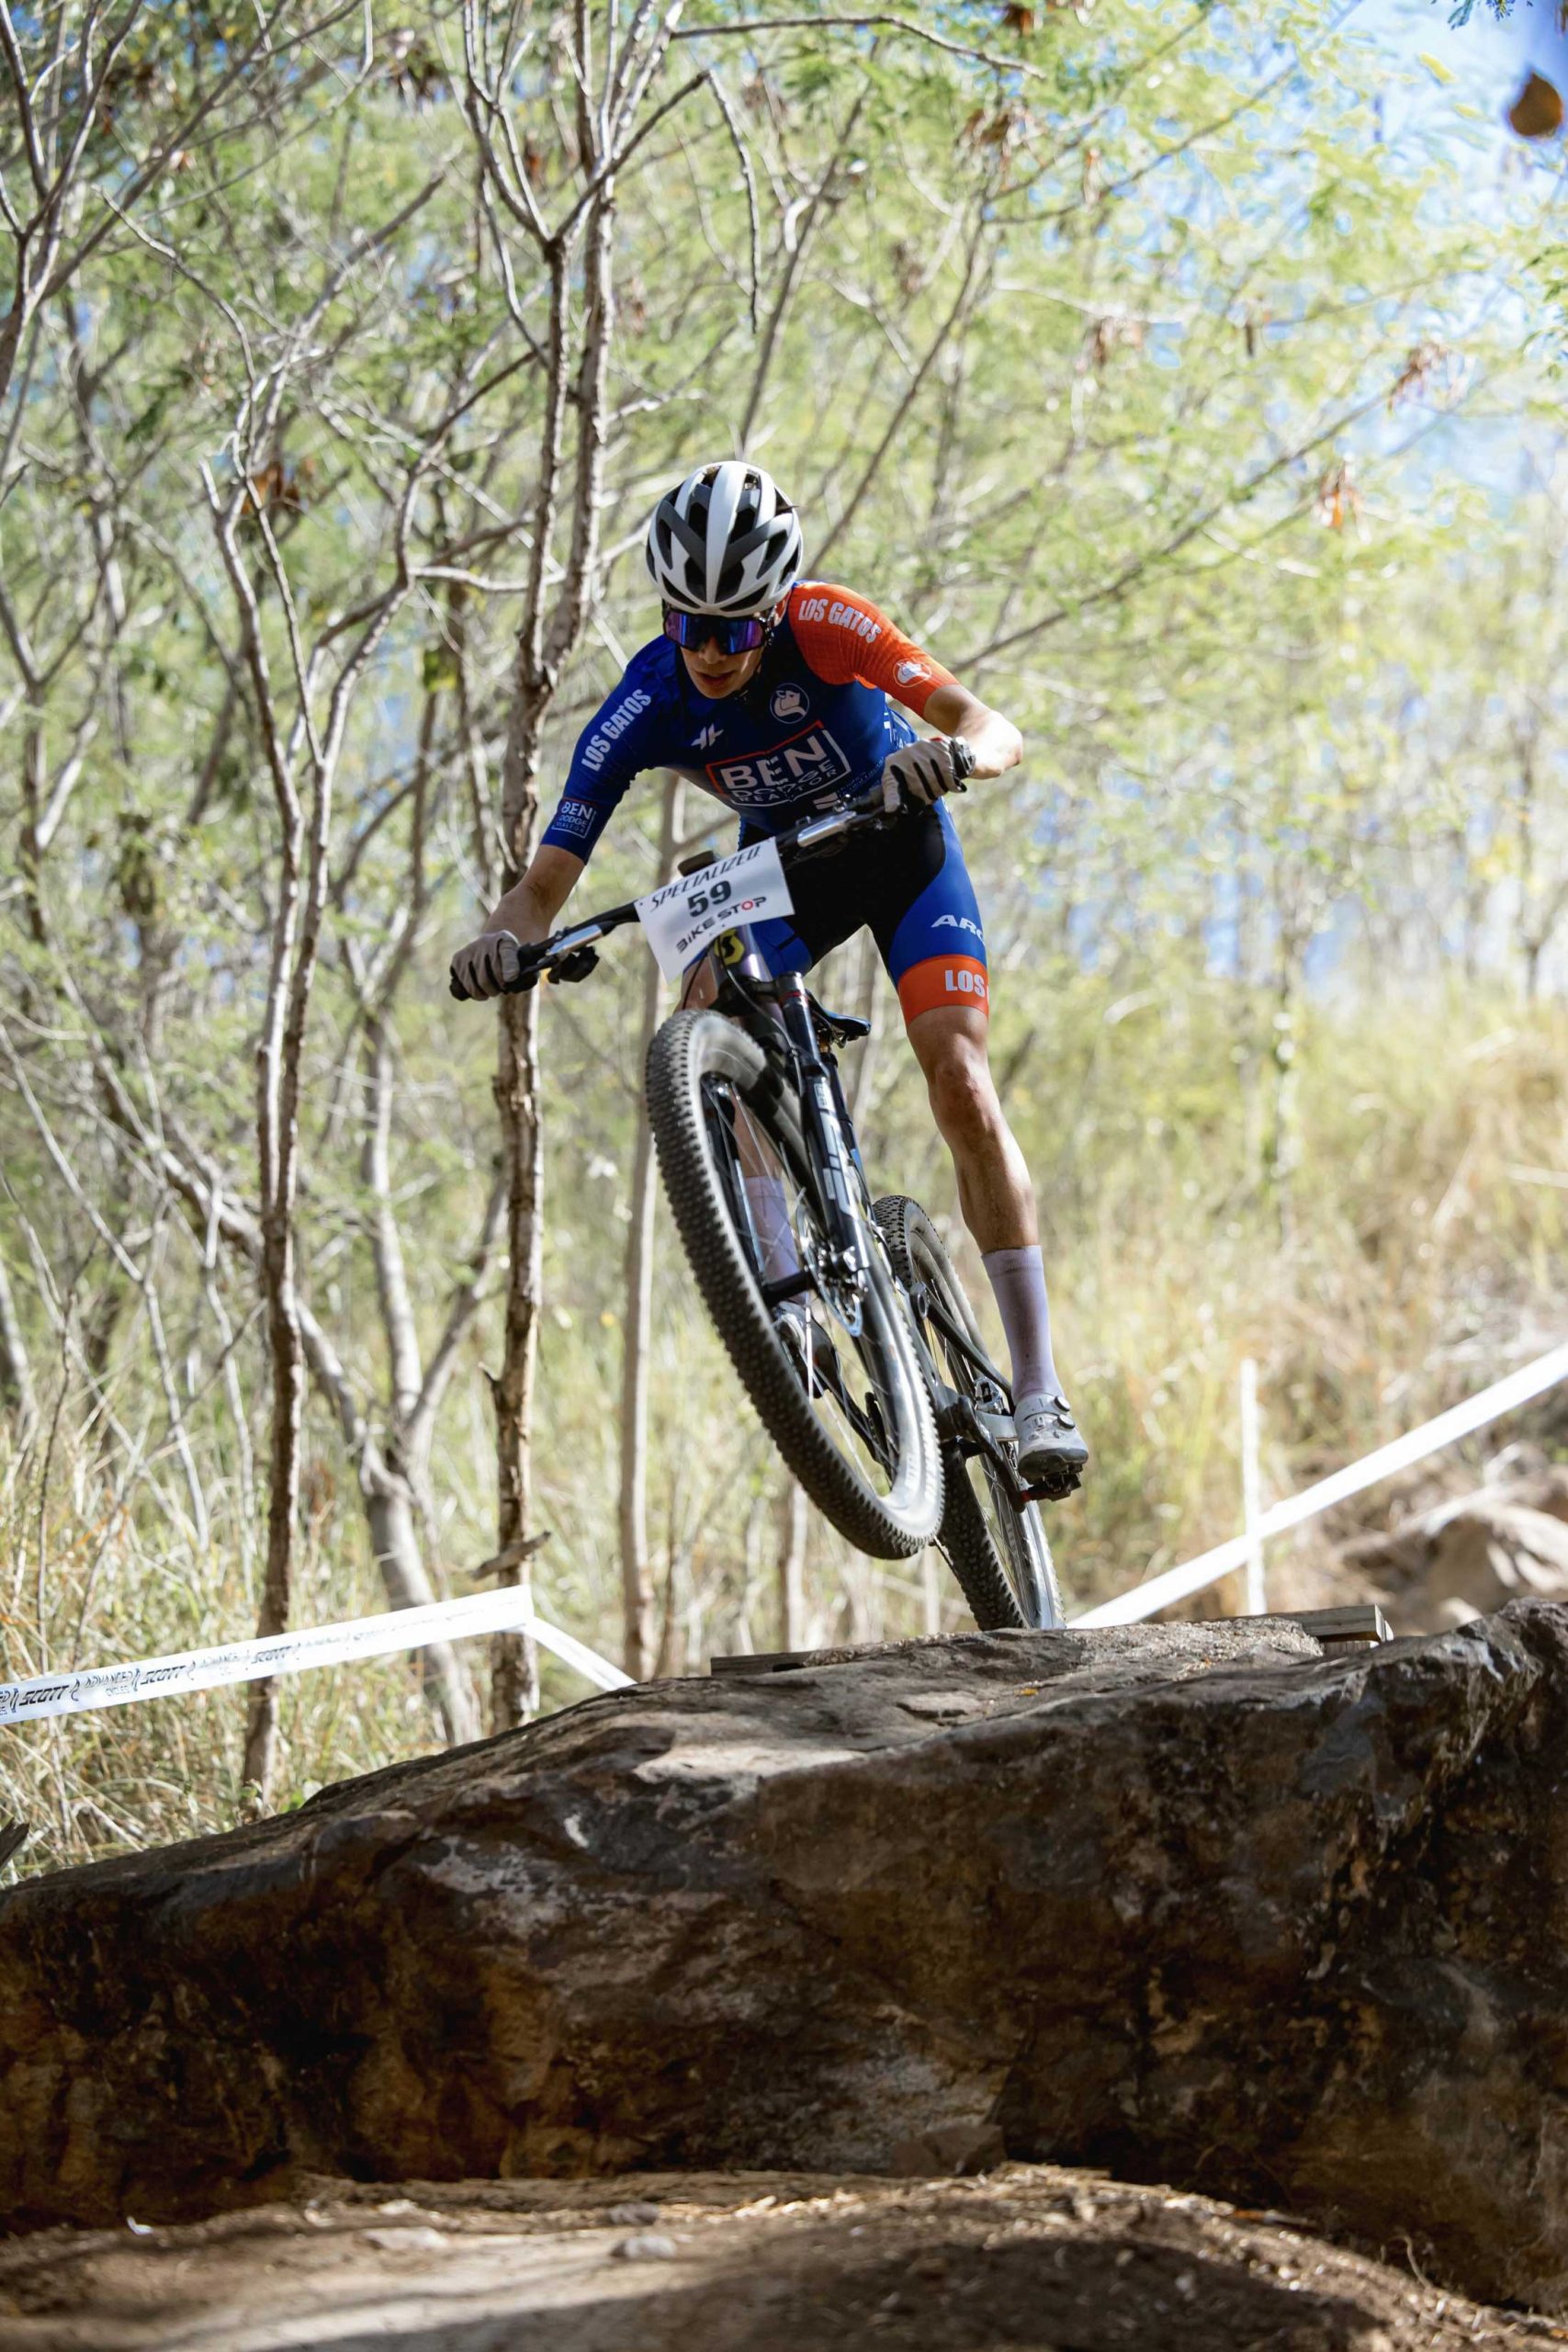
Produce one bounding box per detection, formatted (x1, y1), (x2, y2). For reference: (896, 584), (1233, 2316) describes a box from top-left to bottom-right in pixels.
(875, 808), (1086, 1480)
(874, 806), (1022, 1248)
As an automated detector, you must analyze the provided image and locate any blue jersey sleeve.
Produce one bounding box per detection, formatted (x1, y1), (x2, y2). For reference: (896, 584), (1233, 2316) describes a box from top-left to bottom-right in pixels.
(540, 645), (671, 862)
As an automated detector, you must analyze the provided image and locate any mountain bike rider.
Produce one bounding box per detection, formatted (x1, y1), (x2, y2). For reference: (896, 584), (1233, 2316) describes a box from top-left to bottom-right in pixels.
(450, 460), (1089, 1494)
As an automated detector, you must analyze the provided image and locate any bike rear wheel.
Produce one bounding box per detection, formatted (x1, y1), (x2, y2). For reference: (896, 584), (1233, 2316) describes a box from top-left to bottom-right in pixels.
(648, 1012), (943, 1558)
(874, 1194), (1064, 1631)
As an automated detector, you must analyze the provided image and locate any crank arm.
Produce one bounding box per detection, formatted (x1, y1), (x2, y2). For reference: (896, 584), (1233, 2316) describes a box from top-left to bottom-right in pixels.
(935, 1392), (1078, 1509)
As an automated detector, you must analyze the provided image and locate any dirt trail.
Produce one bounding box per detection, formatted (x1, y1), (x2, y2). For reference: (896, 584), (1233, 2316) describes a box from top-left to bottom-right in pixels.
(0, 2164), (1558, 2352)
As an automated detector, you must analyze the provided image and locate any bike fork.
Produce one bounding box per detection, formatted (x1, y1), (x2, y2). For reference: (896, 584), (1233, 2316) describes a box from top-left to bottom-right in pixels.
(773, 971), (873, 1284)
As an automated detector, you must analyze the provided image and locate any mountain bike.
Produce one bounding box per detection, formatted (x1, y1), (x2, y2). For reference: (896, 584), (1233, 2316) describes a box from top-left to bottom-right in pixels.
(457, 758), (1067, 1632)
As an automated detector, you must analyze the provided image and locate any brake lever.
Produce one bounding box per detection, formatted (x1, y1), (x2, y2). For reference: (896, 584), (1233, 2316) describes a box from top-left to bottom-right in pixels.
(550, 944), (600, 985)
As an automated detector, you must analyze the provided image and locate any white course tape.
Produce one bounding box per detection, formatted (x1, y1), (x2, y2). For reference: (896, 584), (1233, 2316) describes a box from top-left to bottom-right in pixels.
(0, 1587), (631, 1726)
(1072, 1335), (1568, 1629)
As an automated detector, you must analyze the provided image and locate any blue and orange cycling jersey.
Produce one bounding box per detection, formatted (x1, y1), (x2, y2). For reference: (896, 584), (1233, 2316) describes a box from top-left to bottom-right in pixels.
(541, 582), (991, 1023)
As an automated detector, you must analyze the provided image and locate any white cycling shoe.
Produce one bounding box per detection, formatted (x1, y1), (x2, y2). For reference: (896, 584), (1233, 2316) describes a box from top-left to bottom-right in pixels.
(1014, 1389), (1089, 1498)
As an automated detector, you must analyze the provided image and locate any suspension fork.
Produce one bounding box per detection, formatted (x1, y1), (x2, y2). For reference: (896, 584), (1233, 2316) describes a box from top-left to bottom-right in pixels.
(772, 970), (874, 1284)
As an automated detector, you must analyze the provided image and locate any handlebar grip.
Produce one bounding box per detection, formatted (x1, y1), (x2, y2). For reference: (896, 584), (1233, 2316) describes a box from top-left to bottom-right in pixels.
(501, 949), (547, 994)
(949, 735), (976, 786)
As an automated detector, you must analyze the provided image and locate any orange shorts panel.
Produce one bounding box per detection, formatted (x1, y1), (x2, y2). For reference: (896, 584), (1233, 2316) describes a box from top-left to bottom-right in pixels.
(896, 953), (990, 1024)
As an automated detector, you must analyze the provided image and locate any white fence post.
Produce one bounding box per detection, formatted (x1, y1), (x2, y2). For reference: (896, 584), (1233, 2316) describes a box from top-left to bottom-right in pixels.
(1241, 1356), (1266, 1616)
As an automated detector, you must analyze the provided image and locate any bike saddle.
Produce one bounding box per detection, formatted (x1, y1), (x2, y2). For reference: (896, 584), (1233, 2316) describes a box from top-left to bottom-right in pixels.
(807, 992), (872, 1046)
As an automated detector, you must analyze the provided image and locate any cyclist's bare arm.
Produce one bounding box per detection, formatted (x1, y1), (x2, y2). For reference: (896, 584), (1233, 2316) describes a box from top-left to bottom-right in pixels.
(451, 845), (584, 1001)
(490, 846), (584, 944)
(921, 684), (1022, 779)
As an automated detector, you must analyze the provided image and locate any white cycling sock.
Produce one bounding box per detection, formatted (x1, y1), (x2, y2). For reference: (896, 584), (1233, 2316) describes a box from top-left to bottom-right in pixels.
(743, 1174), (800, 1288)
(982, 1244), (1061, 1401)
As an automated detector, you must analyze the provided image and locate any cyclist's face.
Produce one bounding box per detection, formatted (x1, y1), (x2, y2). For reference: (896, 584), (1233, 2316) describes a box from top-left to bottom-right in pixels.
(678, 605), (781, 697)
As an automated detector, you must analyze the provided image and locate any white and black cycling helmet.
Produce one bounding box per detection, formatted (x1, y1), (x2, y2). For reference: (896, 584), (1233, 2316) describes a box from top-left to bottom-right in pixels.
(645, 459), (804, 616)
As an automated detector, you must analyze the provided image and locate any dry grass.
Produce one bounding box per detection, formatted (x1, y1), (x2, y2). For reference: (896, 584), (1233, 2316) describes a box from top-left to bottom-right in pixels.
(3, 983), (1565, 1880)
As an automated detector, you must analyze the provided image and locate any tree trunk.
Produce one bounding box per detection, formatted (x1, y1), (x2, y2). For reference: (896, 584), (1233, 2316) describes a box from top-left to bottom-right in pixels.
(490, 982), (544, 1731)
(1266, 969), (1300, 1249)
(243, 1207), (306, 1794)
(17, 689), (48, 951)
(0, 1243), (36, 1443)
(364, 1458), (480, 1746)
(618, 776), (683, 1680)
(240, 717), (308, 1801)
(481, 175), (620, 1730)
(1515, 737), (1538, 1001)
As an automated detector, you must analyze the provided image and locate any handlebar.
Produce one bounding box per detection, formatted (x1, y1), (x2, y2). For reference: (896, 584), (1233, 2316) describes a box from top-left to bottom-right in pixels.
(451, 736), (976, 1001)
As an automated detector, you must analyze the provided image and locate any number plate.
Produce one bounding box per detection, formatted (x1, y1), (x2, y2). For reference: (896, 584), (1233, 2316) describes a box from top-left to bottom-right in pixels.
(634, 837), (794, 981)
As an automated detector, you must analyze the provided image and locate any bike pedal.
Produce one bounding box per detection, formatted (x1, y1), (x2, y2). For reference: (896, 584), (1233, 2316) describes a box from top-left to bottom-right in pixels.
(1021, 1464), (1083, 1505)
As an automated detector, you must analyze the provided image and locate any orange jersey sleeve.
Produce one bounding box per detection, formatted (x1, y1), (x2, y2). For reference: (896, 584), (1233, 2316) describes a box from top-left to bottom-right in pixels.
(787, 582), (957, 718)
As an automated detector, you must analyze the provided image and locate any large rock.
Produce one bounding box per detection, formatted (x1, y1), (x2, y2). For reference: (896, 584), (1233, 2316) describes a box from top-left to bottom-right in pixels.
(4, 1607), (1568, 2312)
(1343, 1488), (1568, 1630)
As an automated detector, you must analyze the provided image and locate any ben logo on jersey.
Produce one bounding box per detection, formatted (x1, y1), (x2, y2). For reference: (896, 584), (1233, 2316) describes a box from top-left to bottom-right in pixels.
(551, 798), (598, 841)
(709, 723), (852, 808)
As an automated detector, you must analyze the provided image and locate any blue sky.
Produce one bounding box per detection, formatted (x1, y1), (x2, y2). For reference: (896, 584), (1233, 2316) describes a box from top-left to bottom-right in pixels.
(1361, 0), (1567, 161)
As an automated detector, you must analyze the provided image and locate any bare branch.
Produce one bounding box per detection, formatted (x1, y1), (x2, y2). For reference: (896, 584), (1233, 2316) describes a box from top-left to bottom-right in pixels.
(959, 379), (1401, 671)
(814, 204), (989, 571)
(407, 1168), (508, 1458)
(703, 68), (761, 336)
(739, 82), (868, 447)
(672, 10), (1060, 85)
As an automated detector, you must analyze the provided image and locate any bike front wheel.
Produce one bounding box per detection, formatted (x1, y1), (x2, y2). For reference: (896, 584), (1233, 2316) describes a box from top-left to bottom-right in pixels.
(648, 1012), (944, 1559)
(874, 1194), (1065, 1631)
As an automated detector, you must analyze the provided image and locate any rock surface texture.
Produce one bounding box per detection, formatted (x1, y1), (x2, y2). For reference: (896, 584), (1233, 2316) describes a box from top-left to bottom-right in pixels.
(0, 2168), (1547, 2352)
(4, 1607), (1568, 2312)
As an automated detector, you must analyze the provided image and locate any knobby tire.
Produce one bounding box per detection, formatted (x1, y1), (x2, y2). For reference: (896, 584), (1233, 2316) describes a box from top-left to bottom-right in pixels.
(874, 1193), (1065, 1631)
(647, 1012), (943, 1559)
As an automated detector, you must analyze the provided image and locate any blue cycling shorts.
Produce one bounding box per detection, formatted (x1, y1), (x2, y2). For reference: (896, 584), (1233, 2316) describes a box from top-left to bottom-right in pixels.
(741, 801), (988, 1024)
